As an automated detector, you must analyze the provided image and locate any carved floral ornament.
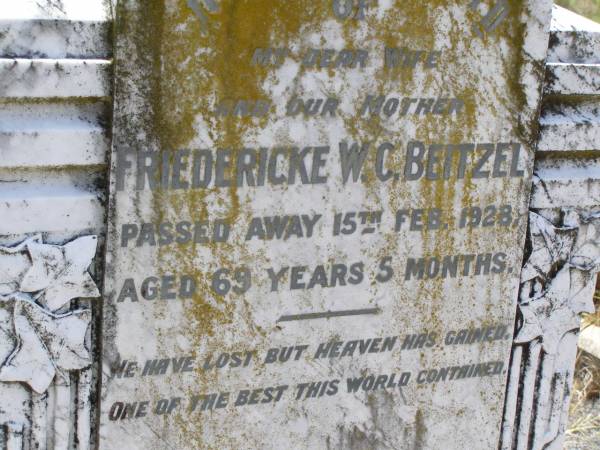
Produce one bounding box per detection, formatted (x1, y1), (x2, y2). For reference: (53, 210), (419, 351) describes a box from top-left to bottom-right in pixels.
(516, 211), (600, 353)
(0, 235), (100, 394)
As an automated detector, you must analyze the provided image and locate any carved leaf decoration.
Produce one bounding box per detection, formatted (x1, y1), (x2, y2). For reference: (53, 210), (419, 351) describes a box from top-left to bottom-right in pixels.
(569, 211), (600, 272)
(520, 212), (577, 284)
(515, 266), (596, 353)
(0, 301), (91, 394)
(20, 236), (100, 311)
(514, 302), (543, 345)
(516, 211), (600, 353)
(0, 301), (54, 393)
(564, 268), (596, 319)
(0, 235), (100, 393)
(0, 236), (41, 297)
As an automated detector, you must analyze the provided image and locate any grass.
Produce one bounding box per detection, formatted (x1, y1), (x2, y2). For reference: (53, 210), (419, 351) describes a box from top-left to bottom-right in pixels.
(556, 0), (600, 23)
(567, 412), (600, 448)
(566, 351), (600, 449)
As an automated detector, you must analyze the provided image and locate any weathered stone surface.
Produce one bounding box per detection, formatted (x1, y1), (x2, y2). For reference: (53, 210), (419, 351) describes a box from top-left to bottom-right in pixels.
(0, 3), (110, 443)
(0, 58), (110, 99)
(531, 158), (600, 209)
(532, 5), (600, 217)
(100, 1), (552, 449)
(545, 62), (600, 96)
(0, 193), (103, 235)
(0, 103), (109, 169)
(548, 5), (600, 65)
(0, 19), (111, 59)
(2, 1), (600, 450)
(538, 102), (600, 152)
(0, 0), (111, 22)
(500, 209), (600, 450)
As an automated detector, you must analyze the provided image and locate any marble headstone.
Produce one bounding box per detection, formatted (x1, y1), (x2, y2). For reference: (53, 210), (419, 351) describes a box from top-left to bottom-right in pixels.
(100, 1), (552, 448)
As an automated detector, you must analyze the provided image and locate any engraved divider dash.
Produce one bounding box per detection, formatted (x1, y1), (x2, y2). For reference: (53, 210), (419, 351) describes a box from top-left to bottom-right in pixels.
(277, 307), (381, 323)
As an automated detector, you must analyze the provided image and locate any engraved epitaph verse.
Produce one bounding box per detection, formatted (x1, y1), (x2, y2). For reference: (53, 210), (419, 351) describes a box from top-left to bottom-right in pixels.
(100, 1), (552, 448)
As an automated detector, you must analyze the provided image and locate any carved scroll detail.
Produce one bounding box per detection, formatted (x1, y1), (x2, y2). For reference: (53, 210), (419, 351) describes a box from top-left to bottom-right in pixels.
(500, 210), (600, 450)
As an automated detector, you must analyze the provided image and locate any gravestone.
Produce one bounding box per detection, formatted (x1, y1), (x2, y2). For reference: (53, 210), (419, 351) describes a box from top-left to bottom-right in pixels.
(100, 1), (553, 448)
